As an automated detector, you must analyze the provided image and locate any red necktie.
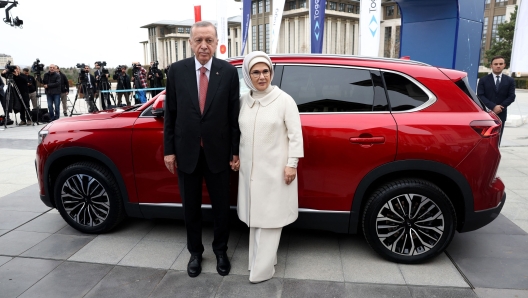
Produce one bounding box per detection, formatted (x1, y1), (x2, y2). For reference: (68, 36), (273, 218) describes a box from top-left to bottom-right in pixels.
(199, 66), (208, 114)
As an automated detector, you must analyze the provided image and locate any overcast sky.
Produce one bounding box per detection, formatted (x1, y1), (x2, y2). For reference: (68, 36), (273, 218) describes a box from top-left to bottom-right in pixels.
(1, 0), (241, 68)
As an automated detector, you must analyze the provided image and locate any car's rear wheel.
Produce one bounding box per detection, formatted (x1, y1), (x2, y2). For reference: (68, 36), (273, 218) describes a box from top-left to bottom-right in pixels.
(54, 161), (125, 234)
(362, 179), (456, 264)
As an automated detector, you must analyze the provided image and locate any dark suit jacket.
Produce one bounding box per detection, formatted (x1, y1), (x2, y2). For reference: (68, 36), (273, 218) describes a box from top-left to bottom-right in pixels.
(164, 57), (240, 174)
(477, 73), (516, 115)
(0, 77), (5, 99)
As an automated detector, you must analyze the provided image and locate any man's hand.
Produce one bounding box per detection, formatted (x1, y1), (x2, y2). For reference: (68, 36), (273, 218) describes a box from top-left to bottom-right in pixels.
(493, 105), (503, 114)
(44, 84), (48, 88)
(230, 155), (240, 171)
(164, 154), (177, 174)
(284, 167), (297, 185)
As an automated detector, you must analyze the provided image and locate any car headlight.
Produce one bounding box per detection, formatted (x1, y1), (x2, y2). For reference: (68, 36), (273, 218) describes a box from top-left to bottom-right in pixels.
(38, 130), (49, 145)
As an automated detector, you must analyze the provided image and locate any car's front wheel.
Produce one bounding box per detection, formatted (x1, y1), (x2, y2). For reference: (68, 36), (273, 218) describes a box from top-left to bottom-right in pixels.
(362, 179), (456, 264)
(54, 162), (125, 234)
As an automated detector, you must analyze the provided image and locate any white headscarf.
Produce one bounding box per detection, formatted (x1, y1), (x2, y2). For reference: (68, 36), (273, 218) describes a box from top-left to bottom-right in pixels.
(242, 51), (274, 92)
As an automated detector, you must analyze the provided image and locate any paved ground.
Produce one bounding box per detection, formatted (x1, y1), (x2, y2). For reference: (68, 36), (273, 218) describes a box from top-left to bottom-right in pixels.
(0, 90), (527, 297)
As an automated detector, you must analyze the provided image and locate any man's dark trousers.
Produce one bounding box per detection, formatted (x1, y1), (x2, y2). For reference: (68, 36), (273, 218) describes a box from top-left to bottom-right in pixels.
(178, 148), (231, 255)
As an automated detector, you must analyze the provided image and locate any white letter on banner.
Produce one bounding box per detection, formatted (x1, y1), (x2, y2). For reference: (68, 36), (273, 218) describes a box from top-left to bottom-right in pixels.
(271, 0), (286, 54)
(359, 0), (381, 57)
(511, 0), (528, 73)
(217, 0), (228, 59)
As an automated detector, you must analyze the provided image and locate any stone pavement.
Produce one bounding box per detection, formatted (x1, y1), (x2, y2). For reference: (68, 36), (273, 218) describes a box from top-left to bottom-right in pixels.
(0, 90), (527, 297)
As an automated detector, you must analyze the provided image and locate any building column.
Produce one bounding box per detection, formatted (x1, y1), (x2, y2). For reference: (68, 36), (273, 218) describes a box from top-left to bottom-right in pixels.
(336, 18), (342, 54)
(294, 17), (299, 54)
(345, 20), (351, 55)
(326, 17), (332, 54)
(230, 28), (236, 57)
(353, 21), (359, 55)
(284, 18), (290, 53)
(305, 15), (310, 53)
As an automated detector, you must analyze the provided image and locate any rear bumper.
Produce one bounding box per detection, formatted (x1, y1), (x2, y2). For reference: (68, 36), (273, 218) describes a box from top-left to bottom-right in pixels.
(459, 192), (506, 232)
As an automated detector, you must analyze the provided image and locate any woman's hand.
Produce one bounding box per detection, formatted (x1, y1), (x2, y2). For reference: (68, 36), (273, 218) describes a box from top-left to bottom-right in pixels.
(284, 167), (297, 185)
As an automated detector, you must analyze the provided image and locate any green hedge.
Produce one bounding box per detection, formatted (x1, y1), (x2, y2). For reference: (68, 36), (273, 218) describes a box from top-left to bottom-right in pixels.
(515, 78), (527, 89)
(478, 72), (488, 79)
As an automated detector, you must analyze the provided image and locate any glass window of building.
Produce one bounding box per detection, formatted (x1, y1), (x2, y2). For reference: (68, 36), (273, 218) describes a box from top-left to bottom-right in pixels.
(252, 1), (257, 14)
(182, 41), (186, 59)
(252, 25), (257, 51)
(347, 4), (354, 12)
(258, 0), (263, 13)
(185, 27), (190, 34)
(265, 23), (270, 53)
(491, 15), (505, 43)
(289, 1), (296, 10)
(329, 1), (337, 10)
(299, 0), (306, 8)
(495, 0), (506, 6)
(386, 6), (394, 17)
(175, 41), (178, 61)
(178, 27), (184, 33)
(160, 27), (165, 35)
(281, 66), (376, 112)
(259, 24), (264, 51)
(339, 3), (345, 11)
(480, 17), (488, 63)
(384, 27), (392, 58)
(265, 0), (270, 12)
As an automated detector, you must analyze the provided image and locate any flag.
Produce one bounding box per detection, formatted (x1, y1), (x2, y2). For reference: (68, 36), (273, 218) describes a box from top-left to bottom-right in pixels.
(310, 0), (325, 53)
(511, 0), (528, 73)
(241, 0), (251, 55)
(271, 0), (286, 54)
(194, 5), (202, 22)
(216, 0), (228, 59)
(359, 0), (381, 57)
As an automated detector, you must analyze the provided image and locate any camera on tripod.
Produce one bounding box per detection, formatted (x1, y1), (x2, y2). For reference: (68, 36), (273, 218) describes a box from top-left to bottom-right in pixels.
(95, 61), (109, 75)
(4, 61), (17, 75)
(151, 61), (159, 71)
(132, 63), (141, 76)
(76, 63), (87, 81)
(31, 58), (44, 74)
(115, 65), (126, 75)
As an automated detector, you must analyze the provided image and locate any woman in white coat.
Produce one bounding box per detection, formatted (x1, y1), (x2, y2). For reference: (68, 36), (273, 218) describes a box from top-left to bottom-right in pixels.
(235, 51), (304, 283)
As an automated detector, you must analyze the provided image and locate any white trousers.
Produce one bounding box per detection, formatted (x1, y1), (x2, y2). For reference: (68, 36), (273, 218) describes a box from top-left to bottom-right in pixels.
(248, 227), (282, 283)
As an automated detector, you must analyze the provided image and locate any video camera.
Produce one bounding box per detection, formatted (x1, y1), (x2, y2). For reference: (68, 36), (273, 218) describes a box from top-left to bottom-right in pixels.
(31, 58), (44, 74)
(76, 63), (88, 81)
(164, 65), (170, 75)
(151, 60), (159, 71)
(132, 63), (141, 77)
(4, 60), (16, 75)
(115, 65), (126, 75)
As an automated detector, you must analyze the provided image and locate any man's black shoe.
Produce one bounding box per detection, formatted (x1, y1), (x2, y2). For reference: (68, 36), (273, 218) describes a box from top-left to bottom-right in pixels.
(216, 253), (231, 276)
(187, 255), (202, 277)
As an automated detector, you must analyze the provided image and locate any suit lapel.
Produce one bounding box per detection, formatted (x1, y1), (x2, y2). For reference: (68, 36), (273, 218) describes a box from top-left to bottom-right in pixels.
(203, 58), (224, 117)
(184, 58), (201, 114)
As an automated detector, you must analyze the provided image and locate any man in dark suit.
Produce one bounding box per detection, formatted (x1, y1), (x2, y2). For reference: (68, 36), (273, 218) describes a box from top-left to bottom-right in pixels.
(163, 21), (240, 278)
(81, 65), (98, 113)
(477, 55), (516, 144)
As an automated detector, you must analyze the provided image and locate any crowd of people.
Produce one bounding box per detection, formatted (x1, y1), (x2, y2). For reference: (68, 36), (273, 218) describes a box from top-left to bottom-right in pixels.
(0, 61), (166, 125)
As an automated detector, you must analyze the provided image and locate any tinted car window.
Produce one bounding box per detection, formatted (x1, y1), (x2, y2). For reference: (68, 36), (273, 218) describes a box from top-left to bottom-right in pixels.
(455, 77), (485, 110)
(281, 66), (375, 112)
(383, 72), (430, 111)
(236, 67), (251, 96)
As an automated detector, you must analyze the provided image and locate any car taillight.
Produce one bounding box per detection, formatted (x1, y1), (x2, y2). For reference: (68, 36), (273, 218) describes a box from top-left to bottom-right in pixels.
(470, 120), (501, 138)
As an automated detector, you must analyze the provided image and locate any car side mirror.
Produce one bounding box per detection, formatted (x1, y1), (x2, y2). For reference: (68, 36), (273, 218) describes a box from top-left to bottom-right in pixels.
(152, 94), (165, 117)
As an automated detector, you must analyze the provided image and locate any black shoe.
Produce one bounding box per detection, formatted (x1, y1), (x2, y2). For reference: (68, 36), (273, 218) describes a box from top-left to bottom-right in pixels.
(216, 253), (231, 276)
(187, 255), (202, 278)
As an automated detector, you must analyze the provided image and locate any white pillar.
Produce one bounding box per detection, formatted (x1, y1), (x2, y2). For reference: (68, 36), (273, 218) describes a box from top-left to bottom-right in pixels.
(305, 15), (310, 53)
(285, 18), (290, 53)
(345, 20), (351, 55)
(294, 17), (299, 54)
(336, 18), (342, 54)
(326, 18), (332, 54)
(354, 21), (359, 55)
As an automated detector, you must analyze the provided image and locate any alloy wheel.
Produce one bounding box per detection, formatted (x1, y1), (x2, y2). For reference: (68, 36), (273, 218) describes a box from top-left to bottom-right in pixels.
(375, 193), (444, 256)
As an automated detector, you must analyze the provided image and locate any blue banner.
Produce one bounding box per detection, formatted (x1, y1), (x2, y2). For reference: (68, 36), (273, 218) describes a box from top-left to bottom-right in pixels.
(310, 0), (325, 53)
(241, 0), (251, 55)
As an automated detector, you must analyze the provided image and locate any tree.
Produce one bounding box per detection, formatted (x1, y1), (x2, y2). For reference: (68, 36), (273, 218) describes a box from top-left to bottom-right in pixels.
(485, 6), (517, 67)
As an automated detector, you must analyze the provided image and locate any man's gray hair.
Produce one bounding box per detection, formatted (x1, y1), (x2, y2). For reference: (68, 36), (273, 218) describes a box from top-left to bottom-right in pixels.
(190, 21), (218, 39)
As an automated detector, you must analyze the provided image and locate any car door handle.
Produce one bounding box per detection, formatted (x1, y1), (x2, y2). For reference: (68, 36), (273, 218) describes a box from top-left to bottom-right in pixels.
(349, 136), (385, 144)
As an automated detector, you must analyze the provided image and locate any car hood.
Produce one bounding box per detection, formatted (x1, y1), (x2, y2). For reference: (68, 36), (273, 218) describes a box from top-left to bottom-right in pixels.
(55, 107), (130, 122)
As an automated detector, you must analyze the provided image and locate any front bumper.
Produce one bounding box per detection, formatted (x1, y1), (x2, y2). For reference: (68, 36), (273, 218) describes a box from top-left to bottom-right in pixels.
(459, 192), (506, 232)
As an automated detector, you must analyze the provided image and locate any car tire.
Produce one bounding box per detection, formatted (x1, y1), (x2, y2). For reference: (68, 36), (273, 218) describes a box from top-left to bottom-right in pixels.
(362, 179), (456, 264)
(54, 161), (125, 234)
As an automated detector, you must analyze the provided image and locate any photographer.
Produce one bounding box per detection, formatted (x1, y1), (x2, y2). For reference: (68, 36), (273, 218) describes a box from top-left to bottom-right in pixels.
(23, 68), (38, 110)
(77, 65), (97, 112)
(0, 76), (9, 124)
(130, 62), (147, 104)
(148, 61), (163, 97)
(112, 65), (131, 106)
(94, 61), (111, 110)
(56, 66), (69, 117)
(42, 64), (62, 121)
(1, 65), (31, 125)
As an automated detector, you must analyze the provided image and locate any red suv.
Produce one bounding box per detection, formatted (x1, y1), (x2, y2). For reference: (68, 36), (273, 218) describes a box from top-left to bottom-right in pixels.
(35, 55), (505, 264)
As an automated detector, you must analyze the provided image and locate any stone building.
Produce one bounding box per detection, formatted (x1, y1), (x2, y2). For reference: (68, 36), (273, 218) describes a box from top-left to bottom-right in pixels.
(140, 0), (518, 67)
(0, 54), (14, 68)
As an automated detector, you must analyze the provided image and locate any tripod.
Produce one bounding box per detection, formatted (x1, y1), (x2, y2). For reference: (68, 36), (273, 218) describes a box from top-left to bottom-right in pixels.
(33, 72), (43, 125)
(70, 80), (98, 116)
(3, 72), (34, 129)
(98, 78), (115, 109)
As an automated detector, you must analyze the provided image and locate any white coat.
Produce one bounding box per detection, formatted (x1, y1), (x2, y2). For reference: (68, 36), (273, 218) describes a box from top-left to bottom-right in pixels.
(237, 86), (304, 228)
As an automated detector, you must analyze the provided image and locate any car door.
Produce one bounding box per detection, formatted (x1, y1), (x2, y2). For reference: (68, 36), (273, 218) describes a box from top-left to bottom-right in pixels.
(279, 65), (398, 212)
